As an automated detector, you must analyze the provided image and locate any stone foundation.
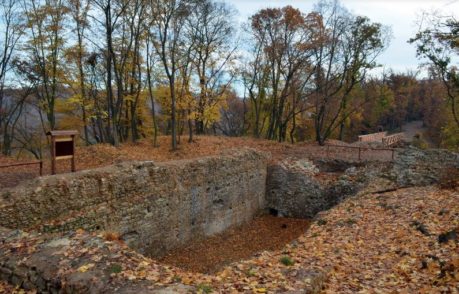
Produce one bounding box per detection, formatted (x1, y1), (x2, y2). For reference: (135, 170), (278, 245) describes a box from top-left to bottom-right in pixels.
(265, 147), (459, 219)
(265, 161), (361, 219)
(0, 148), (268, 256)
(0, 145), (457, 293)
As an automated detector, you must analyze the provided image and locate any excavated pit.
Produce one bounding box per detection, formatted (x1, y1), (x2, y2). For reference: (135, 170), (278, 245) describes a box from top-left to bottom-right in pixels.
(157, 215), (310, 273)
(0, 149), (354, 278)
(2, 146), (457, 292)
(154, 159), (364, 274)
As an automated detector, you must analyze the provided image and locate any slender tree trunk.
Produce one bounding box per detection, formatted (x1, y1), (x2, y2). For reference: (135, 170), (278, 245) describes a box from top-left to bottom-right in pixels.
(339, 122), (345, 141)
(188, 110), (193, 143)
(170, 77), (177, 150)
(146, 42), (158, 147)
(105, 4), (116, 145)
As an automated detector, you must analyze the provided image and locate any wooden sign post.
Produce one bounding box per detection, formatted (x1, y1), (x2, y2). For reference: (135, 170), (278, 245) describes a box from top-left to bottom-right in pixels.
(46, 130), (78, 175)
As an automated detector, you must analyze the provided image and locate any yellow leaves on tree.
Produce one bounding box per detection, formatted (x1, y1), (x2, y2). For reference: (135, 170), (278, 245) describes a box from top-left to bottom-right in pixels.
(154, 84), (227, 128)
(54, 96), (85, 131)
(440, 113), (459, 151)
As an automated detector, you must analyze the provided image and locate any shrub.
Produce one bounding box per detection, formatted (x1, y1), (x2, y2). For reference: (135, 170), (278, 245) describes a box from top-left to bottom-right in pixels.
(109, 263), (122, 274)
(246, 268), (257, 277)
(412, 133), (429, 149)
(280, 256), (295, 266)
(317, 219), (327, 226)
(197, 284), (213, 293)
(345, 218), (356, 225)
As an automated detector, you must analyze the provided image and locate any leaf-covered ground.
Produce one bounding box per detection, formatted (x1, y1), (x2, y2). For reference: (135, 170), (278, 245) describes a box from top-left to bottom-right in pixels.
(178, 185), (458, 293)
(159, 216), (311, 274)
(122, 185), (459, 292)
(0, 281), (15, 293)
(0, 135), (393, 189)
(0, 186), (457, 293)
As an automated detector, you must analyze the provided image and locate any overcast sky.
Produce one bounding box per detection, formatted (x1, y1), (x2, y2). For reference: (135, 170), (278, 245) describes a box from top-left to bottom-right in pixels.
(228, 0), (459, 76)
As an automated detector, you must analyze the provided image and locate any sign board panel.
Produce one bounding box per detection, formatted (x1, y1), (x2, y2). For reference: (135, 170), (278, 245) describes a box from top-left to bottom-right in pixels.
(46, 130), (78, 174)
(55, 140), (74, 158)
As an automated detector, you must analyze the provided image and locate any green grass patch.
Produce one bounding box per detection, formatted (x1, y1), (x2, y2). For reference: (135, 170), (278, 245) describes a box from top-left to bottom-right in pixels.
(109, 263), (122, 274)
(197, 283), (213, 293)
(280, 256), (295, 266)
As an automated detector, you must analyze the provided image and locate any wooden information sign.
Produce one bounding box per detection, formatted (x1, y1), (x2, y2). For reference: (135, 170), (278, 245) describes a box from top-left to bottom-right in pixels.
(46, 130), (78, 175)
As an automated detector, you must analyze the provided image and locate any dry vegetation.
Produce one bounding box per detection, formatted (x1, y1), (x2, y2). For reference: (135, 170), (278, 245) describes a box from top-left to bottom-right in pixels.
(0, 135), (396, 189)
(0, 136), (304, 189)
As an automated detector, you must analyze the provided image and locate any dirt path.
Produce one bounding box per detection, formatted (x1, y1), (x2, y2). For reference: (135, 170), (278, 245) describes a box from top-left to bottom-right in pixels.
(401, 120), (425, 141)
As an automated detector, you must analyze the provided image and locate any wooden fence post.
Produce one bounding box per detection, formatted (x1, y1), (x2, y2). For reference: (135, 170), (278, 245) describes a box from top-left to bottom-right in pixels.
(51, 136), (56, 175)
(71, 134), (76, 172)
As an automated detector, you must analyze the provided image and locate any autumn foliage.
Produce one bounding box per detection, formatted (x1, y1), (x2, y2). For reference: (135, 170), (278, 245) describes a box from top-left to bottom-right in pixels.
(0, 0), (458, 159)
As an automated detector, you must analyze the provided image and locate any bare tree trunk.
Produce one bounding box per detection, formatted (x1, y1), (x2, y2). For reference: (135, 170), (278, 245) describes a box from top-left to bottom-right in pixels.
(170, 76), (177, 149)
(188, 110), (193, 143)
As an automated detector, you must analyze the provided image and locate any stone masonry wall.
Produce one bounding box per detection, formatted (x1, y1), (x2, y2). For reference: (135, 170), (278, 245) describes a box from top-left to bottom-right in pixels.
(391, 147), (459, 186)
(0, 148), (268, 256)
(266, 147), (459, 219)
(265, 161), (362, 219)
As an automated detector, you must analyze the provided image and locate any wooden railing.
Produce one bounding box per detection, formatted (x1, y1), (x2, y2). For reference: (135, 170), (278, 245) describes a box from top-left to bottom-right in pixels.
(0, 160), (43, 176)
(358, 132), (387, 142)
(325, 144), (396, 161)
(382, 133), (405, 146)
(357, 131), (405, 147)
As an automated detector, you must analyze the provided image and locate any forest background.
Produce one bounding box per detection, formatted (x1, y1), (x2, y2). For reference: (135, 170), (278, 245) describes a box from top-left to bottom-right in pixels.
(0, 0), (458, 159)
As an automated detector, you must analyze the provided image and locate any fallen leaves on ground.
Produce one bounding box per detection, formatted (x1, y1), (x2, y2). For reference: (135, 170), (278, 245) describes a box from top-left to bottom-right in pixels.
(159, 215), (310, 274)
(2, 186), (456, 293)
(206, 186), (458, 293)
(0, 135), (393, 189)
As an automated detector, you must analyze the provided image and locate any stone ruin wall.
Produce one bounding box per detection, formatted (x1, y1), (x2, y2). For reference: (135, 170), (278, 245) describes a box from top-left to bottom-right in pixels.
(265, 159), (367, 219)
(0, 146), (458, 293)
(265, 148), (459, 219)
(0, 148), (268, 256)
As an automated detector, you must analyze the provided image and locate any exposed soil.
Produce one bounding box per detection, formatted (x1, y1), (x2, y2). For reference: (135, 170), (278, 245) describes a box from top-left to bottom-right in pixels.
(158, 215), (311, 274)
(402, 120), (426, 142)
